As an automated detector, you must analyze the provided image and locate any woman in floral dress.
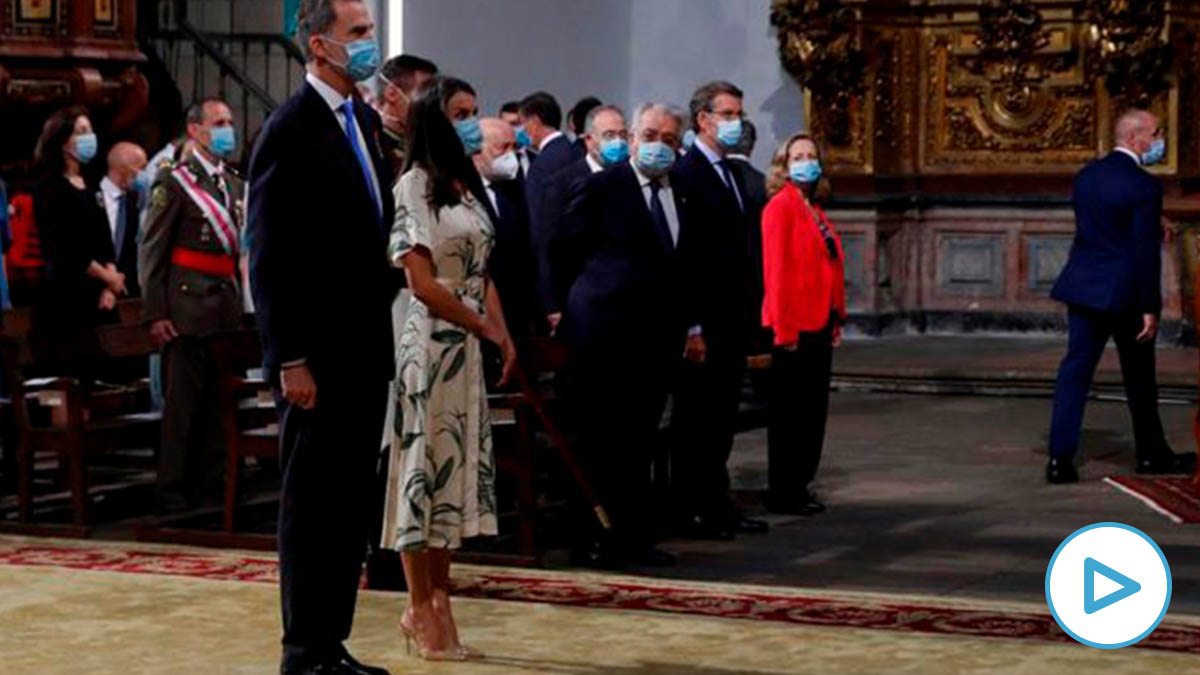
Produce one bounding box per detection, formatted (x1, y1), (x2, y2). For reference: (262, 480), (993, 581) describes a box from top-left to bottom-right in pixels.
(381, 76), (516, 661)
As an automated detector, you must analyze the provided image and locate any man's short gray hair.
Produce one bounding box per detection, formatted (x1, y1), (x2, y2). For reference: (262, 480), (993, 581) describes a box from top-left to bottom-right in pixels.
(631, 102), (686, 136)
(1115, 108), (1155, 145)
(295, 0), (356, 60)
(583, 105), (625, 135)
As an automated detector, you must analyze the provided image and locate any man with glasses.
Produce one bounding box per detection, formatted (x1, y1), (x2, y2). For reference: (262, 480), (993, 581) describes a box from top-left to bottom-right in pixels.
(1047, 109), (1196, 484)
(541, 104), (629, 332)
(671, 81), (770, 540)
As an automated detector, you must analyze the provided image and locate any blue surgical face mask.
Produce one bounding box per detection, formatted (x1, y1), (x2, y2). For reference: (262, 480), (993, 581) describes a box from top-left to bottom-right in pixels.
(515, 126), (532, 149)
(209, 125), (236, 158)
(72, 133), (98, 164)
(455, 117), (483, 155)
(133, 170), (153, 195)
(682, 129), (697, 150)
(716, 118), (743, 148)
(789, 159), (822, 185)
(635, 141), (676, 176)
(323, 35), (380, 82)
(1140, 137), (1166, 166)
(598, 137), (629, 166)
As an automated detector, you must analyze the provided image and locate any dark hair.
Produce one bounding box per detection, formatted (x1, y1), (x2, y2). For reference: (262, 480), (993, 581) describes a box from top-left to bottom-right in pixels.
(731, 118), (757, 157)
(295, 0), (360, 60)
(381, 54), (438, 92)
(689, 80), (744, 129)
(518, 91), (562, 129)
(499, 101), (520, 116)
(403, 76), (483, 209)
(33, 105), (89, 177)
(185, 97), (228, 126)
(568, 96), (602, 134)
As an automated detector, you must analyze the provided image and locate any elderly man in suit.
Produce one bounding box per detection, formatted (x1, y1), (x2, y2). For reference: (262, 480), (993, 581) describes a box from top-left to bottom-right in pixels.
(1047, 108), (1196, 484)
(100, 141), (147, 297)
(472, 117), (540, 338)
(141, 99), (242, 514)
(552, 102), (702, 569)
(246, 0), (395, 672)
(670, 81), (769, 538)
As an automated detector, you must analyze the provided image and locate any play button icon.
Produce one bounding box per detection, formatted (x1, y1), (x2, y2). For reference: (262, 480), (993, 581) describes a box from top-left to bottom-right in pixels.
(1046, 523), (1172, 649)
(1083, 557), (1141, 614)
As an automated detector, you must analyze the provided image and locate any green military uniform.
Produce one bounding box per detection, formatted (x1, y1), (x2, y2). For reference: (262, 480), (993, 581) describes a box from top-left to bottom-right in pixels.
(139, 152), (244, 510)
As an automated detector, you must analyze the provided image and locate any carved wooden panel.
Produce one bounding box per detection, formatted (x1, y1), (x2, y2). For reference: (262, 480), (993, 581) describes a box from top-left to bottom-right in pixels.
(937, 233), (1006, 297)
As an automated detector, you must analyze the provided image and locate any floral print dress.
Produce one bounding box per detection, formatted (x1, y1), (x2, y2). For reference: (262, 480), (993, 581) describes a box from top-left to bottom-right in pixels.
(381, 167), (498, 551)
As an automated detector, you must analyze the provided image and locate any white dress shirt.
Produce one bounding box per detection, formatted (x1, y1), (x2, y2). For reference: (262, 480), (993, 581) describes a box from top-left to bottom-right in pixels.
(481, 175), (500, 216)
(694, 137), (744, 211)
(538, 130), (565, 153)
(1115, 146), (1142, 165)
(99, 175), (124, 243)
(306, 71), (384, 216)
(629, 159), (680, 246)
(586, 154), (604, 174)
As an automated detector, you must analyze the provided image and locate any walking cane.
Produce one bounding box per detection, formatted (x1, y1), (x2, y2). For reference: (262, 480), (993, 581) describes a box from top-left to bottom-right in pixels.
(511, 362), (612, 531)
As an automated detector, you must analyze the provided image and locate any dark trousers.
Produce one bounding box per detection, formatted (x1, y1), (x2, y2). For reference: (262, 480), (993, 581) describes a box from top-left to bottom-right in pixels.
(1049, 305), (1168, 460)
(158, 336), (227, 506)
(670, 335), (744, 521)
(277, 378), (387, 671)
(564, 345), (672, 549)
(767, 325), (833, 500)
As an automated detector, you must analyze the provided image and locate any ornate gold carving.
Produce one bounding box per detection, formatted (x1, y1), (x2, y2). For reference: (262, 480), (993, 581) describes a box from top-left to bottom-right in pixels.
(771, 0), (866, 147)
(1085, 0), (1170, 107)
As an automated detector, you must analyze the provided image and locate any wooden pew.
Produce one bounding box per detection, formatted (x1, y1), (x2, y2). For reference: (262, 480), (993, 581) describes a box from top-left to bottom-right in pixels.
(0, 301), (159, 536)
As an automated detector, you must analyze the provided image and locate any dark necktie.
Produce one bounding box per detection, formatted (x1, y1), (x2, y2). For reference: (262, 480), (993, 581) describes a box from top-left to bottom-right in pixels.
(339, 100), (382, 220)
(113, 192), (127, 252)
(716, 159), (743, 212)
(649, 180), (672, 248)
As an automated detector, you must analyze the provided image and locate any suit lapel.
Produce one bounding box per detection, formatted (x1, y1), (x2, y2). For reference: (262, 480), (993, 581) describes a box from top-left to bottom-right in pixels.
(621, 164), (673, 255)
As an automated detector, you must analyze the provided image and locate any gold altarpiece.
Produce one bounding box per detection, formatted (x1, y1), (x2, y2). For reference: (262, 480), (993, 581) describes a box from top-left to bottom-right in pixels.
(772, 0), (1200, 335)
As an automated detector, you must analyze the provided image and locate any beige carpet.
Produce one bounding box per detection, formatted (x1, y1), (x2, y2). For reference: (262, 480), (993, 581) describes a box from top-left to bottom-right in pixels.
(1, 558), (1196, 674)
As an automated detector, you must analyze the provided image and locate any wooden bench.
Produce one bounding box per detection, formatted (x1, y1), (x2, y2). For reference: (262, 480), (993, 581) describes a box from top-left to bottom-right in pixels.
(0, 301), (160, 536)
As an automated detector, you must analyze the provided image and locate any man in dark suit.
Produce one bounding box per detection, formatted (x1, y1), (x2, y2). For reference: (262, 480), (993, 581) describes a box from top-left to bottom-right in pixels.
(100, 142), (147, 298)
(670, 82), (769, 538)
(1047, 108), (1196, 484)
(552, 102), (700, 568)
(521, 91), (584, 331)
(725, 120), (772, 356)
(539, 105), (628, 319)
(246, 1), (394, 672)
(472, 117), (540, 337)
(141, 101), (242, 513)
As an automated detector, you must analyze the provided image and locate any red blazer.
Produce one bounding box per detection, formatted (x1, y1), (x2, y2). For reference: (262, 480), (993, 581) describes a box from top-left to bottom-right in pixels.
(761, 182), (846, 345)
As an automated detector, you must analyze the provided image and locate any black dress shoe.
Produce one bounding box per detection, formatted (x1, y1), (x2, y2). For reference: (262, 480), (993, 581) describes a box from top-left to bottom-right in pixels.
(330, 652), (391, 675)
(680, 515), (735, 541)
(1137, 451), (1197, 475)
(1046, 458), (1079, 484)
(733, 515), (769, 535)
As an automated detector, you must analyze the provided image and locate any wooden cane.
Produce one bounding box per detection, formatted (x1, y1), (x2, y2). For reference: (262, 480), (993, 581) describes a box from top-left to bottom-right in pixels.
(511, 363), (612, 531)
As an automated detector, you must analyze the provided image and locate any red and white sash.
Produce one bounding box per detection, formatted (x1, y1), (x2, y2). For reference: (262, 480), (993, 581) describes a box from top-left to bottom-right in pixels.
(171, 165), (238, 257)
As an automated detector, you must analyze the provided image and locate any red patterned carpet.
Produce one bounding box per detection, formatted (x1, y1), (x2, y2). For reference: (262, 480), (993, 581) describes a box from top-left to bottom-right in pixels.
(1105, 475), (1200, 524)
(2, 539), (1199, 654)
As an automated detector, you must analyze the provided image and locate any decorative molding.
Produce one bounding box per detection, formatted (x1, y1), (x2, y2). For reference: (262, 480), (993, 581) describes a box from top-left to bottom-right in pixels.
(1085, 0), (1171, 108)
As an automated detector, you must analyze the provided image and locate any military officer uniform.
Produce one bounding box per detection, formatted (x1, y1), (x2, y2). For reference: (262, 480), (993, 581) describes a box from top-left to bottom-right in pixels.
(140, 150), (244, 510)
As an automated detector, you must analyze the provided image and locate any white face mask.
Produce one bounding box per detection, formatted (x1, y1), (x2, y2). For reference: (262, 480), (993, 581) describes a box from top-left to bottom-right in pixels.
(490, 150), (520, 181)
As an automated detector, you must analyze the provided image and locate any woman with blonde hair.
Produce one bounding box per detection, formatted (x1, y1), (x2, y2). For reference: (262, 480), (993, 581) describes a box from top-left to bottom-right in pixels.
(761, 132), (845, 516)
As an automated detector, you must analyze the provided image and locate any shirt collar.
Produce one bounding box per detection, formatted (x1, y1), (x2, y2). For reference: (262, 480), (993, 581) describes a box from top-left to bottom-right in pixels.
(100, 175), (123, 198)
(1115, 146), (1142, 165)
(693, 137), (724, 166)
(192, 149), (223, 178)
(539, 130), (564, 152)
(629, 158), (668, 189)
(586, 154), (604, 173)
(726, 153), (750, 163)
(307, 71), (349, 113)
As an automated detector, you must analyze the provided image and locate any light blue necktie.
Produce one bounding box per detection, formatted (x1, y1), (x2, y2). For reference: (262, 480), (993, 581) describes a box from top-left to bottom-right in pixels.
(339, 100), (382, 220)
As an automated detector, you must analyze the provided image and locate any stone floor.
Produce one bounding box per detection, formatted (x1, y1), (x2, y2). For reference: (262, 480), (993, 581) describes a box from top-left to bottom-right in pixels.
(647, 389), (1200, 617)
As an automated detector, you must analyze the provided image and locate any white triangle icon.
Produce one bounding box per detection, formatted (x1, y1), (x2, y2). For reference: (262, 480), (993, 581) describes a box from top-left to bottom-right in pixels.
(1093, 571), (1122, 600)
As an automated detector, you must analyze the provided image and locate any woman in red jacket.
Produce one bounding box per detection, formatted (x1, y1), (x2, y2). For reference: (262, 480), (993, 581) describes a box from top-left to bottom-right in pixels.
(761, 132), (845, 516)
